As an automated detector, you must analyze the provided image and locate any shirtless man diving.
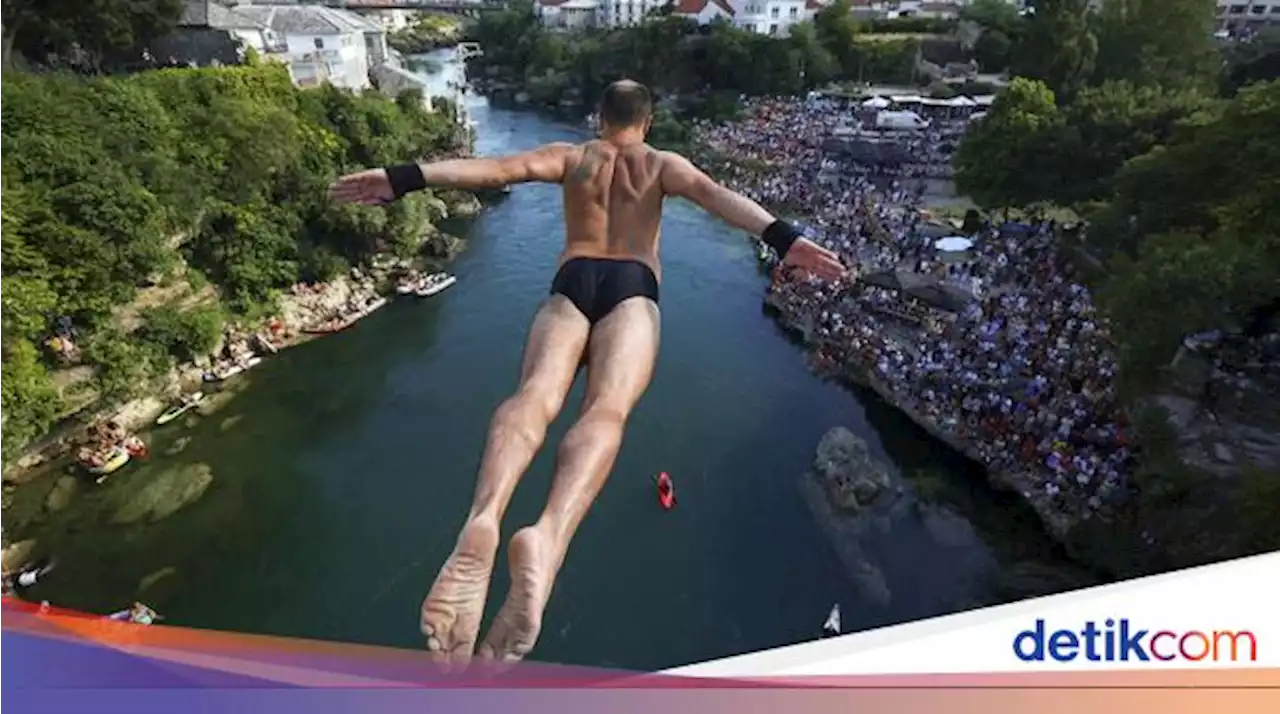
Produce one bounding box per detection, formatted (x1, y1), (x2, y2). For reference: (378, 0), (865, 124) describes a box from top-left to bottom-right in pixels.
(328, 80), (845, 666)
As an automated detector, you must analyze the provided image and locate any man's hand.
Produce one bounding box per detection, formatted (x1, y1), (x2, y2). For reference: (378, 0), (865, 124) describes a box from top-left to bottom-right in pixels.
(328, 169), (395, 205)
(781, 237), (847, 282)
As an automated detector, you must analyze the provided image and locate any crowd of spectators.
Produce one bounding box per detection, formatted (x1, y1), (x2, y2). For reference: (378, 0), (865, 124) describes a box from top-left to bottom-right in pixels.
(690, 96), (1136, 521)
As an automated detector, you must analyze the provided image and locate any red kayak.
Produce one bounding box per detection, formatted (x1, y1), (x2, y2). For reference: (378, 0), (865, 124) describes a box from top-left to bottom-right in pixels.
(657, 472), (676, 510)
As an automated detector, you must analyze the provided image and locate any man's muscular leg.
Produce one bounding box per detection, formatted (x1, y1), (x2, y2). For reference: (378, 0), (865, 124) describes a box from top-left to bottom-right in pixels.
(421, 296), (589, 665)
(479, 297), (661, 661)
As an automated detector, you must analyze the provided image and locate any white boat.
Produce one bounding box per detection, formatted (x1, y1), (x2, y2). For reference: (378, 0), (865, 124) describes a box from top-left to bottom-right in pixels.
(156, 392), (204, 425)
(362, 297), (388, 314)
(203, 356), (263, 383)
(395, 281), (421, 295)
(822, 604), (841, 637)
(414, 274), (457, 298)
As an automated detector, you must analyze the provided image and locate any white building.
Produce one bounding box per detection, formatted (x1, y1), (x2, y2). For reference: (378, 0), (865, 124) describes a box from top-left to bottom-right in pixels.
(164, 0), (286, 62)
(534, 0), (835, 34)
(1217, 1), (1280, 29)
(599, 0), (670, 27)
(232, 3), (389, 90)
(673, 0), (823, 36)
(537, 0), (602, 29)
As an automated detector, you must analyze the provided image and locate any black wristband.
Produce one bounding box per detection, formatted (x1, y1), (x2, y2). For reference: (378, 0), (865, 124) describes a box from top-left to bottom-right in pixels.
(762, 219), (803, 258)
(384, 163), (427, 199)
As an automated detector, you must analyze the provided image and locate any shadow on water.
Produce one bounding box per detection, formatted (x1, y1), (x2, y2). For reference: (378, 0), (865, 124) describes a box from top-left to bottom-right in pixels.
(851, 382), (1068, 564)
(9, 300), (453, 620)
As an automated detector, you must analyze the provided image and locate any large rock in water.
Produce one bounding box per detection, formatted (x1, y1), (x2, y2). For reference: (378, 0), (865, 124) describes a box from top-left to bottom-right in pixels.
(44, 476), (79, 513)
(112, 464), (214, 525)
(441, 190), (482, 219)
(1, 539), (38, 572)
(421, 231), (465, 260)
(810, 427), (893, 512)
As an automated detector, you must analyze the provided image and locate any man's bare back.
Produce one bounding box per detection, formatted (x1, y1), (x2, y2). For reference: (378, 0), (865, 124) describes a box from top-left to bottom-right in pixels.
(559, 139), (666, 277)
(327, 80), (845, 669)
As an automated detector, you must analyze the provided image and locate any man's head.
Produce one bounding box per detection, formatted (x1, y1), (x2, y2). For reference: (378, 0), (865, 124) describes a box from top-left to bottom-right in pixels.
(598, 79), (653, 136)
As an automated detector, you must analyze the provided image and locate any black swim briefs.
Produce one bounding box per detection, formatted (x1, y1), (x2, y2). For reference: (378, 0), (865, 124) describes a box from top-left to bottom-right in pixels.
(550, 257), (660, 324)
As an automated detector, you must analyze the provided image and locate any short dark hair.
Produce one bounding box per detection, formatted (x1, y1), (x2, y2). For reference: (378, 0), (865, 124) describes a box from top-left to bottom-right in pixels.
(599, 80), (653, 128)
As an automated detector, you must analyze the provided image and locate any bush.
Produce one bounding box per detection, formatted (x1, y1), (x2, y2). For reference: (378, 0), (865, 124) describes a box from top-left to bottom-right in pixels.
(83, 328), (170, 407)
(137, 305), (225, 363)
(864, 17), (957, 35)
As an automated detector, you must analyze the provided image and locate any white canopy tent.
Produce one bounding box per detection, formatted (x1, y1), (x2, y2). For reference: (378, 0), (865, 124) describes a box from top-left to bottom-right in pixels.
(934, 236), (975, 264)
(861, 96), (891, 109)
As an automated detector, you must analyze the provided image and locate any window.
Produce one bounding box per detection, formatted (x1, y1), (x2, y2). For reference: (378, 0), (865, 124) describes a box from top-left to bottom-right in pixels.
(1251, 4), (1266, 12)
(790, 6), (799, 17)
(1228, 4), (1245, 12)
(314, 37), (323, 49)
(769, 23), (778, 34)
(771, 6), (780, 17)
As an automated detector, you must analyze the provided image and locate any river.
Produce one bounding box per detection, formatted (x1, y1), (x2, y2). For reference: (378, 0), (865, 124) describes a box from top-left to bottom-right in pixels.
(4, 50), (1077, 671)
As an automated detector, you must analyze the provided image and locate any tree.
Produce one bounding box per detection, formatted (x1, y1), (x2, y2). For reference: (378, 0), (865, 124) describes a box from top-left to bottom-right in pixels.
(1, 339), (63, 459)
(813, 0), (862, 78)
(1013, 0), (1097, 102)
(1222, 26), (1280, 94)
(1091, 0), (1219, 92)
(973, 27), (1014, 73)
(789, 22), (839, 89)
(962, 0), (1026, 72)
(1096, 82), (1280, 381)
(954, 78), (1065, 209)
(2, 0), (184, 67)
(1048, 81), (1215, 204)
(962, 0), (1024, 34)
(137, 305), (225, 363)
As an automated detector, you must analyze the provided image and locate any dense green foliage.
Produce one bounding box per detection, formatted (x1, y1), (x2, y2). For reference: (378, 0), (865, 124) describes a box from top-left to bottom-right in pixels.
(468, 0), (923, 112)
(1, 64), (460, 456)
(1096, 83), (1280, 382)
(962, 0), (1026, 73)
(955, 0), (1279, 386)
(2, 0), (184, 68)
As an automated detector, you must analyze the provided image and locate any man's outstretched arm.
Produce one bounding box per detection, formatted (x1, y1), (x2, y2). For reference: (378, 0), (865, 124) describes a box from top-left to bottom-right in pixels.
(328, 143), (574, 205)
(414, 143), (573, 190)
(659, 152), (775, 235)
(659, 151), (847, 282)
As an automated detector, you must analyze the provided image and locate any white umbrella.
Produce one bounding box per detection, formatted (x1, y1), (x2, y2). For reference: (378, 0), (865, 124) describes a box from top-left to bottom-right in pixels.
(935, 236), (974, 252)
(934, 236), (974, 264)
(861, 96), (890, 109)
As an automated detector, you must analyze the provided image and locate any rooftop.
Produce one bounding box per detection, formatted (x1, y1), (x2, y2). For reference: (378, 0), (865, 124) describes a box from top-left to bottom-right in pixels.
(231, 3), (383, 35)
(673, 0), (736, 15)
(179, 0), (269, 29)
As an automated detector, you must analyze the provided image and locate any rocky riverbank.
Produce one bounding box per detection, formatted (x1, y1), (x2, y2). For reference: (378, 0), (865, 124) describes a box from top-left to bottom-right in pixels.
(801, 426), (1100, 612)
(389, 16), (463, 56)
(764, 291), (1076, 536)
(1, 190), (483, 485)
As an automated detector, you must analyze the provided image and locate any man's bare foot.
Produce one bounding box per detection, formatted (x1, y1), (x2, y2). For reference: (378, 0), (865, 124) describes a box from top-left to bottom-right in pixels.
(420, 517), (500, 667)
(477, 525), (559, 665)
